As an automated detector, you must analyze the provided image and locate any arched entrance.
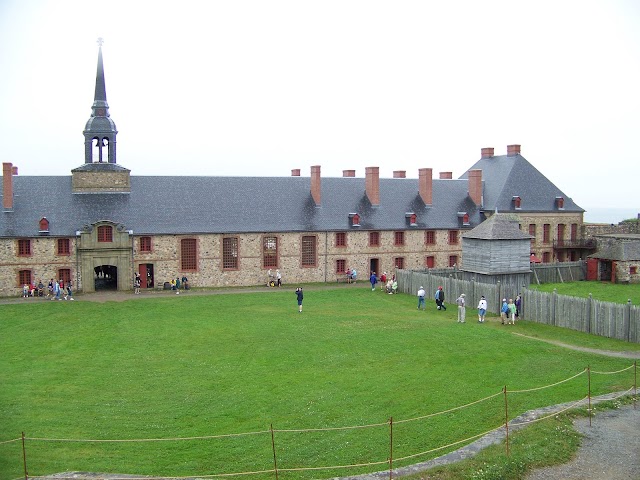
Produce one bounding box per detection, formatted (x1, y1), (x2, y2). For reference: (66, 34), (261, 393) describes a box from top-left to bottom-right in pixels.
(94, 265), (118, 291)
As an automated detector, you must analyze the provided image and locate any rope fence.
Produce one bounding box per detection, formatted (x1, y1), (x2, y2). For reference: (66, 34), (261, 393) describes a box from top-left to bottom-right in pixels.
(4, 361), (637, 480)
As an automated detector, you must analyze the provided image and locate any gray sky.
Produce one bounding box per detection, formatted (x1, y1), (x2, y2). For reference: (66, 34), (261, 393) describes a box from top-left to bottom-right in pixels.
(1, 0), (639, 222)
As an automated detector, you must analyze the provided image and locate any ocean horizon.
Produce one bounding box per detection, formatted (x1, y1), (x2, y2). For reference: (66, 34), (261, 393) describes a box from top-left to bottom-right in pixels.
(583, 207), (639, 224)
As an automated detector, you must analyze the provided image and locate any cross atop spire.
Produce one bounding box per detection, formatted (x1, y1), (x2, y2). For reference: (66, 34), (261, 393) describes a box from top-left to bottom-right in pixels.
(97, 37), (104, 47)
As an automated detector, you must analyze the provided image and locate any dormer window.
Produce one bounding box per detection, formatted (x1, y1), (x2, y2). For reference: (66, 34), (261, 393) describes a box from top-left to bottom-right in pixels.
(39, 217), (49, 233)
(405, 212), (417, 227)
(349, 213), (361, 227)
(457, 212), (470, 226)
(555, 196), (565, 209)
(512, 196), (522, 209)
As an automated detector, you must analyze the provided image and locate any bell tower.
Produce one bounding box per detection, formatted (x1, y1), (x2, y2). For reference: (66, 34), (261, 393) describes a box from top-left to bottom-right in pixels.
(72, 38), (130, 194)
(83, 38), (118, 164)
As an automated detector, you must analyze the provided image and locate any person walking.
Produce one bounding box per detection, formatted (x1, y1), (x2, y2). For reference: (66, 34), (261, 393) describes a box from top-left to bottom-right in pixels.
(515, 293), (522, 318)
(134, 273), (141, 295)
(370, 271), (377, 291)
(435, 286), (446, 310)
(477, 295), (487, 323)
(500, 298), (509, 324)
(276, 269), (282, 287)
(417, 286), (426, 310)
(456, 293), (466, 322)
(508, 298), (517, 324)
(295, 287), (304, 313)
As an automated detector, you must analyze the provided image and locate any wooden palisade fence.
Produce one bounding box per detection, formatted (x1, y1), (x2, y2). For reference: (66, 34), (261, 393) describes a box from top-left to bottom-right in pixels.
(397, 267), (639, 343)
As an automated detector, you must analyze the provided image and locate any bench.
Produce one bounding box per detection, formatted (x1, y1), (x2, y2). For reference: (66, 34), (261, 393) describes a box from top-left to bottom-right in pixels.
(336, 276), (351, 283)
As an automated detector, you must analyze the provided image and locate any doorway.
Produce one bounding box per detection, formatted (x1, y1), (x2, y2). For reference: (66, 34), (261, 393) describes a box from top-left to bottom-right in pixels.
(94, 265), (117, 291)
(369, 258), (380, 277)
(139, 264), (155, 289)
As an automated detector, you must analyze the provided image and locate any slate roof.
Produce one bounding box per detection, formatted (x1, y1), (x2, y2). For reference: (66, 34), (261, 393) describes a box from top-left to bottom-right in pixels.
(459, 154), (584, 213)
(588, 234), (640, 261)
(1, 171), (485, 237)
(462, 213), (533, 240)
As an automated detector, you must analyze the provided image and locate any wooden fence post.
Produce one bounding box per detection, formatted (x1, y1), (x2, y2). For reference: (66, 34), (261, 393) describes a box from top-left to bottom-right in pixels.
(552, 289), (557, 326)
(586, 293), (592, 334)
(270, 424), (278, 480)
(22, 432), (28, 480)
(625, 299), (632, 342)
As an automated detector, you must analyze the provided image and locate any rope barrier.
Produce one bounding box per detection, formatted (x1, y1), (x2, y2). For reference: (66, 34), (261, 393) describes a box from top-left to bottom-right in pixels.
(509, 369), (586, 393)
(591, 364), (635, 375)
(278, 458), (390, 472)
(510, 396), (589, 427)
(25, 429), (270, 443)
(273, 421), (388, 433)
(0, 437), (21, 445)
(394, 424), (504, 462)
(394, 390), (503, 424)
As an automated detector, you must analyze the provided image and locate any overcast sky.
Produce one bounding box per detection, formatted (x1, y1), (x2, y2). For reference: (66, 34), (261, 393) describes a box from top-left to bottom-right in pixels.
(1, 0), (638, 222)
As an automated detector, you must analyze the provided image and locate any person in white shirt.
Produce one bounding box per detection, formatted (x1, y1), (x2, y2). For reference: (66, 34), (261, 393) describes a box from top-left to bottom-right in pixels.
(477, 296), (488, 323)
(417, 286), (426, 310)
(456, 293), (466, 323)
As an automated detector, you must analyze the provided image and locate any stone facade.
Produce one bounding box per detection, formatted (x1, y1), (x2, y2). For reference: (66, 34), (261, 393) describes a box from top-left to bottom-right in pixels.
(0, 212), (586, 296)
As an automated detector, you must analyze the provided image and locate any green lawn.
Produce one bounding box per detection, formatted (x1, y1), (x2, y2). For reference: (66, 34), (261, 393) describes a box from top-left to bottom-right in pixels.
(0, 287), (637, 479)
(529, 280), (640, 305)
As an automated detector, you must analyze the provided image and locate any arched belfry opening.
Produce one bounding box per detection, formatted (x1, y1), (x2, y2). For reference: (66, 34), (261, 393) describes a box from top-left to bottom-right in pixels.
(91, 137), (112, 163)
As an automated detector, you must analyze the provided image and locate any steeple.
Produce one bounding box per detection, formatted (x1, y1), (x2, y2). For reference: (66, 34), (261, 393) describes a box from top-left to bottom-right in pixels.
(83, 38), (118, 164)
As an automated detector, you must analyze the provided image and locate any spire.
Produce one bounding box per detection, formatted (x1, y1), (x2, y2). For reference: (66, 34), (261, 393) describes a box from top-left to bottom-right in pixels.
(83, 38), (118, 164)
(92, 37), (108, 111)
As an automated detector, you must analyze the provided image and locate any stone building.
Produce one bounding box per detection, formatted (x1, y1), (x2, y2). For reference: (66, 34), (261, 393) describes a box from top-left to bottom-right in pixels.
(587, 234), (640, 283)
(0, 46), (587, 296)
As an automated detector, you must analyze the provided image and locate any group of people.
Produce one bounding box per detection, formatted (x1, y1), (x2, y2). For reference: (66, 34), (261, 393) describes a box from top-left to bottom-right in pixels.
(344, 268), (357, 283)
(23, 278), (74, 300)
(170, 276), (189, 294)
(418, 287), (523, 325)
(267, 269), (282, 287)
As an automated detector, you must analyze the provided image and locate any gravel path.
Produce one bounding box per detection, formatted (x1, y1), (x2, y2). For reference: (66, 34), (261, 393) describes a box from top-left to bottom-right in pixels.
(525, 403), (640, 480)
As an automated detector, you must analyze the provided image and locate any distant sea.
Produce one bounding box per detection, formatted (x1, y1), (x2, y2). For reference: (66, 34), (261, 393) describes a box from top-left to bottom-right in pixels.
(583, 207), (639, 224)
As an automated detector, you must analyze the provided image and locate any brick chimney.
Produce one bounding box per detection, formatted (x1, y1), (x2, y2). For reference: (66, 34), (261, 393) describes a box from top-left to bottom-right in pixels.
(310, 165), (321, 206)
(11, 166), (18, 175)
(3, 162), (13, 210)
(507, 144), (521, 156)
(468, 169), (483, 206)
(481, 147), (494, 158)
(342, 170), (356, 177)
(419, 168), (433, 205)
(439, 172), (453, 179)
(393, 170), (406, 178)
(365, 166), (380, 206)
(291, 169), (300, 176)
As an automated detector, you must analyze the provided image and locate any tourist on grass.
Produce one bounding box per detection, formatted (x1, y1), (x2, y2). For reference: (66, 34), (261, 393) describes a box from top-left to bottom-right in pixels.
(295, 287), (304, 313)
(456, 293), (466, 323)
(477, 296), (487, 323)
(417, 286), (426, 309)
(500, 298), (508, 324)
(508, 298), (517, 324)
(435, 286), (446, 310)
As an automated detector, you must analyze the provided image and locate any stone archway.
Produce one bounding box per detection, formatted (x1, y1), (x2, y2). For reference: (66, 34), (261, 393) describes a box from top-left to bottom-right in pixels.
(76, 222), (133, 293)
(94, 264), (118, 291)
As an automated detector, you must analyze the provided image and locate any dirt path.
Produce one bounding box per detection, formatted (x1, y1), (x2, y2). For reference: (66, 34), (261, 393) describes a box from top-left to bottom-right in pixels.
(512, 332), (640, 359)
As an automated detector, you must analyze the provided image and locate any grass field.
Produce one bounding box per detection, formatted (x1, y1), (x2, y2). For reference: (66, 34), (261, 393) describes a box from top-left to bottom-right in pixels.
(1, 286), (638, 479)
(529, 281), (640, 305)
